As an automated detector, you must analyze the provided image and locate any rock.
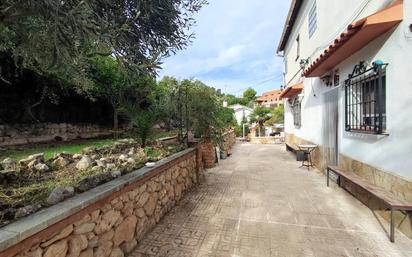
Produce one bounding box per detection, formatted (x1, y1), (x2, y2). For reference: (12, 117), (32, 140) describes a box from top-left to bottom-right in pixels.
(34, 163), (49, 172)
(74, 223), (96, 234)
(112, 201), (123, 211)
(121, 201), (134, 216)
(137, 192), (150, 207)
(24, 248), (43, 257)
(52, 157), (71, 169)
(109, 247), (124, 257)
(143, 193), (158, 216)
(110, 170), (121, 178)
(82, 147), (96, 155)
(1, 158), (16, 171)
(76, 172), (117, 192)
(76, 156), (93, 171)
(0, 171), (19, 185)
(55, 152), (74, 159)
(88, 236), (99, 248)
(139, 184), (147, 194)
(94, 210), (121, 235)
(90, 166), (104, 173)
(90, 210), (100, 222)
(15, 204), (41, 219)
(95, 160), (105, 167)
(19, 153), (44, 166)
(94, 240), (113, 257)
(126, 158), (135, 164)
(41, 225), (73, 247)
(74, 214), (91, 227)
(79, 249), (93, 257)
(175, 183), (183, 199)
(27, 160), (38, 170)
(90, 154), (99, 160)
(73, 154), (83, 160)
(118, 154), (128, 161)
(2, 207), (16, 220)
(135, 208), (145, 218)
(127, 148), (135, 156)
(46, 187), (74, 205)
(106, 163), (116, 171)
(113, 215), (137, 246)
(135, 216), (149, 241)
(43, 239), (68, 257)
(98, 229), (114, 245)
(147, 181), (160, 192)
(67, 234), (88, 257)
(120, 239), (137, 254)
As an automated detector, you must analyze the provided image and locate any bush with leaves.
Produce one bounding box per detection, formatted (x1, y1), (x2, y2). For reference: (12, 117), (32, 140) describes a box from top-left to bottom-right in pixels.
(120, 76), (165, 146)
(158, 77), (235, 143)
(264, 104), (284, 126)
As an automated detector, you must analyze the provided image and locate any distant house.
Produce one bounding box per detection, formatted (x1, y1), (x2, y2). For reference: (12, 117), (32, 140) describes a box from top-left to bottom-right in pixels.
(229, 104), (253, 125)
(256, 89), (282, 108)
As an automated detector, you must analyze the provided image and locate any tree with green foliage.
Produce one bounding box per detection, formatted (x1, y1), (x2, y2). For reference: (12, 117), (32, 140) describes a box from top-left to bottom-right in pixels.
(159, 77), (235, 144)
(0, 0), (208, 90)
(120, 76), (163, 147)
(265, 105), (284, 126)
(89, 56), (127, 130)
(243, 88), (257, 102)
(249, 106), (271, 125)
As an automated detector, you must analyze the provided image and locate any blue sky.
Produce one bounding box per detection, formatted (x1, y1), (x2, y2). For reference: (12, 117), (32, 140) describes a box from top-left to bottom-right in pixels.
(158, 0), (291, 96)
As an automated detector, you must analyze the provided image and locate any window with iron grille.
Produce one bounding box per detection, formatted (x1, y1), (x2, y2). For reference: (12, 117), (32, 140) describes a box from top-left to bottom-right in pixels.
(291, 99), (301, 128)
(345, 62), (387, 134)
(308, 1), (317, 38)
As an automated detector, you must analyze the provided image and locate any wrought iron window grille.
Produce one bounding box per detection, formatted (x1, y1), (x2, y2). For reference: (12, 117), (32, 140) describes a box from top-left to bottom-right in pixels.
(289, 97), (302, 128)
(344, 61), (388, 134)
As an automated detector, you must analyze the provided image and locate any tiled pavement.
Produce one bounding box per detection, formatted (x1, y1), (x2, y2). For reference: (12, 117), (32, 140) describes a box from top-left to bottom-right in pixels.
(129, 143), (412, 257)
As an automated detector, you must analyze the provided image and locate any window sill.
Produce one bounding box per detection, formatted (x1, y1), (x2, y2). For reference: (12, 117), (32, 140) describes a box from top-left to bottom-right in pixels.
(344, 130), (389, 140)
(345, 129), (389, 136)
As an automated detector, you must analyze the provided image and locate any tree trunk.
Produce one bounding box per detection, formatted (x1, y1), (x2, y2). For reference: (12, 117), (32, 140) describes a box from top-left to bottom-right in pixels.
(113, 107), (119, 138)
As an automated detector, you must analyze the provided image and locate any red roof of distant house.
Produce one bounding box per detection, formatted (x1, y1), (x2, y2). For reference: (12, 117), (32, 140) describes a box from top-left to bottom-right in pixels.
(256, 89), (282, 103)
(279, 83), (303, 99)
(304, 0), (403, 77)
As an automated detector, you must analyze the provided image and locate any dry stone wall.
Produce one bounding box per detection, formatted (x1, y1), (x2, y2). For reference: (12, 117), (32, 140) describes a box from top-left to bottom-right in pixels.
(0, 123), (130, 147)
(0, 149), (199, 257)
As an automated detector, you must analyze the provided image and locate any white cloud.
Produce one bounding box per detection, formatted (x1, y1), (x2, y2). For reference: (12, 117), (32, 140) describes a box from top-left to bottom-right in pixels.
(158, 0), (291, 95)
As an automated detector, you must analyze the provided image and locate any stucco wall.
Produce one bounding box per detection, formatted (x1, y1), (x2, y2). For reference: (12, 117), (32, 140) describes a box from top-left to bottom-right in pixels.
(0, 148), (200, 257)
(283, 0), (399, 85)
(283, 0), (412, 179)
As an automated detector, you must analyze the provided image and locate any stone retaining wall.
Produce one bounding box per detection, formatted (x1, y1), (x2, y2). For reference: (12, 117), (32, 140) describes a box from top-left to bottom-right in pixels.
(0, 123), (129, 147)
(0, 148), (200, 257)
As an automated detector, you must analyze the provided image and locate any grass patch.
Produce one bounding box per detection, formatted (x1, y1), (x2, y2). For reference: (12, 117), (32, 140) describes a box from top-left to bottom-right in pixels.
(0, 138), (117, 161)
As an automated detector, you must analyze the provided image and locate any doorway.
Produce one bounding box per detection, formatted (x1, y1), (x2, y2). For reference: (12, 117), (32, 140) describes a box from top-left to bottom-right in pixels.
(322, 87), (339, 166)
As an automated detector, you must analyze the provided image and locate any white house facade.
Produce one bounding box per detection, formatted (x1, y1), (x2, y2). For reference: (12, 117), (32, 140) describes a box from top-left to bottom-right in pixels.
(278, 0), (412, 238)
(229, 104), (253, 125)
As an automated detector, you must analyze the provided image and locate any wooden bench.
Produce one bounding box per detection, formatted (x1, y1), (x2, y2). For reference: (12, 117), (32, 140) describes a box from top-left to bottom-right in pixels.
(327, 165), (412, 242)
(285, 142), (299, 153)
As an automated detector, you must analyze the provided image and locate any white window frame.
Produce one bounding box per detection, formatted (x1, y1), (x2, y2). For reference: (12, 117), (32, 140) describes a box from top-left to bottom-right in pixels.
(308, 0), (317, 38)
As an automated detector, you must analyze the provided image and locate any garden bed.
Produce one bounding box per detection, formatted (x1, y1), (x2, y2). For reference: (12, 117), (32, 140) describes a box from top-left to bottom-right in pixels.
(0, 138), (186, 228)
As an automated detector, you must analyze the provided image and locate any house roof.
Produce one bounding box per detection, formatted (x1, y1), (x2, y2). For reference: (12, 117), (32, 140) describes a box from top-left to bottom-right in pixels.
(279, 83), (303, 99)
(304, 0), (403, 77)
(256, 89), (282, 103)
(277, 0), (303, 53)
(229, 104), (253, 112)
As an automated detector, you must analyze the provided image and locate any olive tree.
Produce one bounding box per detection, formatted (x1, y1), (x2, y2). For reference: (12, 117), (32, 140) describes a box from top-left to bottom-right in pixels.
(0, 0), (208, 90)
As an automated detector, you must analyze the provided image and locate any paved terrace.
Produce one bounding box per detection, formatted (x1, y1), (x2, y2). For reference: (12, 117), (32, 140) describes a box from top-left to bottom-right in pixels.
(130, 143), (412, 257)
